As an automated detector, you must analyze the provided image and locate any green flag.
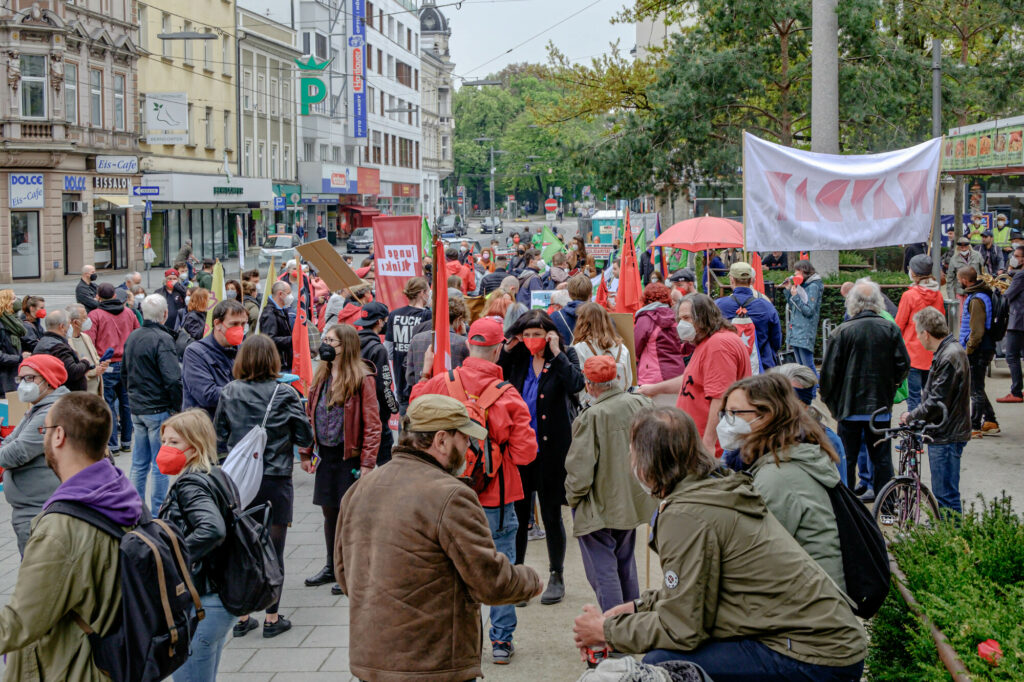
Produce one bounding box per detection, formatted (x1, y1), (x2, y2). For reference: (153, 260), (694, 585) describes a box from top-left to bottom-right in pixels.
(634, 224), (646, 257)
(421, 216), (432, 260)
(539, 225), (566, 263)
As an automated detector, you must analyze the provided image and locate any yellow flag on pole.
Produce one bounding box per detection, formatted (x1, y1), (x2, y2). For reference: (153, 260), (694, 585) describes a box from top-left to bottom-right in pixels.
(203, 260), (226, 336)
(255, 258), (276, 334)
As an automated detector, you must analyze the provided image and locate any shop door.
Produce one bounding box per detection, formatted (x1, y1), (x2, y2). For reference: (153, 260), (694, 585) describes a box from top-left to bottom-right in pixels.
(63, 214), (84, 275)
(114, 215), (128, 269)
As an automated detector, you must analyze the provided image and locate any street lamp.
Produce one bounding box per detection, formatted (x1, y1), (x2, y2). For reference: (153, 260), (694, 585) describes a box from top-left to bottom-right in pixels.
(474, 137), (507, 224)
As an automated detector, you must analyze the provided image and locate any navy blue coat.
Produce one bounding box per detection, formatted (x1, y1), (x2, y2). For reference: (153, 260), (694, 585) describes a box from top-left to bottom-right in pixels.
(715, 287), (783, 370)
(181, 334), (236, 418)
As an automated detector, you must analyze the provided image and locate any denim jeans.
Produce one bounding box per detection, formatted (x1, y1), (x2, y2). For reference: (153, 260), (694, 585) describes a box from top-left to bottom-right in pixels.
(173, 592), (235, 682)
(103, 362), (133, 449)
(857, 443), (873, 490)
(1004, 330), (1024, 397)
(483, 504), (518, 644)
(644, 638), (864, 682)
(928, 441), (965, 514)
(131, 411), (170, 513)
(906, 368), (929, 413)
(793, 346), (818, 399)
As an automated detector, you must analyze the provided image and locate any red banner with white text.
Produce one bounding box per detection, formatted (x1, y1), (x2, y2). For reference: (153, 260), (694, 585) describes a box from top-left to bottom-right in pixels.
(371, 215), (426, 313)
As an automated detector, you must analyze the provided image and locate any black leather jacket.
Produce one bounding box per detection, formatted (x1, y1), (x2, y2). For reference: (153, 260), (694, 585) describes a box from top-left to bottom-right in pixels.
(158, 469), (236, 596)
(820, 311), (910, 421)
(906, 335), (972, 444)
(213, 379), (313, 477)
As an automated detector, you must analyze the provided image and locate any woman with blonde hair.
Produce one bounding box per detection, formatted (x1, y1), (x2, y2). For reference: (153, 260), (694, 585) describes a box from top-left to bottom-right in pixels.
(182, 288), (210, 341)
(302, 324), (381, 592)
(0, 290), (26, 392)
(157, 408), (240, 681)
(571, 302), (632, 407)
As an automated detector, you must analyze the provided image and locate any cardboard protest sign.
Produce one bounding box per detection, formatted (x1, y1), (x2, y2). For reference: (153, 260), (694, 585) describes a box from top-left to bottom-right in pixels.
(296, 239), (364, 292)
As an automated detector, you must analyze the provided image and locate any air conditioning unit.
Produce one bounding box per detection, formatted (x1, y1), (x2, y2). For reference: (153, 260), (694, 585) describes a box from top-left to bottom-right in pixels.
(63, 201), (88, 214)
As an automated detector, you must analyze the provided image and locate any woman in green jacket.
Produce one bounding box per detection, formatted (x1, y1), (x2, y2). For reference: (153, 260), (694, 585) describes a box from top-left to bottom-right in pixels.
(722, 373), (846, 590)
(572, 407), (866, 681)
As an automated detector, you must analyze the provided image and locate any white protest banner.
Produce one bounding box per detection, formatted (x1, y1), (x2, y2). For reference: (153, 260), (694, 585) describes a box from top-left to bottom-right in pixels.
(743, 132), (942, 251)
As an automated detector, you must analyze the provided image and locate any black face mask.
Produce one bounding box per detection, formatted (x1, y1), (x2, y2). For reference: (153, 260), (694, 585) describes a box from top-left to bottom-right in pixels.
(89, 273), (98, 282)
(318, 343), (336, 363)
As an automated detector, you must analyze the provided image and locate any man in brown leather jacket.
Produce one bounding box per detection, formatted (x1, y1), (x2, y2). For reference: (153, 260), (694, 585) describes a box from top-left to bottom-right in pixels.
(335, 394), (542, 682)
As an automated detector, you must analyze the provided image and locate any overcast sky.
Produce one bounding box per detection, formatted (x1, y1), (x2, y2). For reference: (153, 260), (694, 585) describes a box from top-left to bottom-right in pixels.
(238, 0), (635, 82)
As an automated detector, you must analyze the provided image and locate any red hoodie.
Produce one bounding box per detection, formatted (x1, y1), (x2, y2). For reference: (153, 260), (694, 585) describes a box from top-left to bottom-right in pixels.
(895, 281), (945, 370)
(445, 258), (475, 294)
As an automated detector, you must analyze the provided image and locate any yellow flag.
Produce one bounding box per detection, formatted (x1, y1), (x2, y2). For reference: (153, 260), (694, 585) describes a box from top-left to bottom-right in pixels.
(255, 258), (276, 334)
(203, 260), (226, 336)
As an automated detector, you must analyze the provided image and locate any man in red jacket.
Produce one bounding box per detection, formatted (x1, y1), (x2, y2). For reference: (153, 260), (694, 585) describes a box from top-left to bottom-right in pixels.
(445, 246), (475, 294)
(85, 282), (139, 454)
(410, 317), (537, 666)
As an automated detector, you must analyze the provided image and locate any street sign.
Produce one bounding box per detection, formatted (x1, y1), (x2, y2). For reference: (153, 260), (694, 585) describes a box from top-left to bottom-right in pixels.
(289, 192), (301, 205)
(133, 186), (159, 196)
(457, 196), (464, 206)
(544, 198), (558, 212)
(144, 200), (152, 220)
(582, 185), (591, 196)
(507, 194), (515, 202)
(273, 196), (286, 211)
(554, 187), (563, 197)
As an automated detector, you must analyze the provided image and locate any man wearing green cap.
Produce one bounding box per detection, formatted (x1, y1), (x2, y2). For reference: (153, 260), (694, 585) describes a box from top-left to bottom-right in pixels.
(335, 393), (543, 682)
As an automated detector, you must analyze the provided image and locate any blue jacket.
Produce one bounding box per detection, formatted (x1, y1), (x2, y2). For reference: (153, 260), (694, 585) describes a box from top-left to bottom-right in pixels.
(785, 275), (824, 351)
(181, 334), (236, 418)
(716, 287), (783, 370)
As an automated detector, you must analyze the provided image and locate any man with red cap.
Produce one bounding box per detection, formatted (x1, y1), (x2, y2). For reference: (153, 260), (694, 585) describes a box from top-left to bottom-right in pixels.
(410, 317), (537, 666)
(565, 355), (657, 613)
(155, 268), (187, 329)
(0, 355), (70, 553)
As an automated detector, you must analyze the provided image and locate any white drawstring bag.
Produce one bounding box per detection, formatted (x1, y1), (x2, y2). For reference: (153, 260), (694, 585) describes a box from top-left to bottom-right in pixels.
(221, 385), (279, 508)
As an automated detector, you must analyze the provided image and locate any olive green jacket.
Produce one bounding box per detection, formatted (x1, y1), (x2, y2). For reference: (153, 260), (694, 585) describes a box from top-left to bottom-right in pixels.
(565, 387), (658, 536)
(0, 511), (122, 681)
(604, 470), (866, 668)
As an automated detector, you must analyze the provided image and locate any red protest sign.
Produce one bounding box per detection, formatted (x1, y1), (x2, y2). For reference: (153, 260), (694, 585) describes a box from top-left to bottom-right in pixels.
(372, 215), (426, 312)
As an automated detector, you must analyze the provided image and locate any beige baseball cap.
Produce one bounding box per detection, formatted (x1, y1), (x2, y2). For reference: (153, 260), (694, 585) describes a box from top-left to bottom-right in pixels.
(729, 261), (756, 280)
(407, 394), (487, 440)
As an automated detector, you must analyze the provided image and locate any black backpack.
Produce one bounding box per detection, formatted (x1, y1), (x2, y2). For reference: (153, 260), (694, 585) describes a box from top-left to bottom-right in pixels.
(206, 468), (284, 616)
(43, 502), (202, 682)
(988, 289), (1010, 342)
(826, 483), (891, 618)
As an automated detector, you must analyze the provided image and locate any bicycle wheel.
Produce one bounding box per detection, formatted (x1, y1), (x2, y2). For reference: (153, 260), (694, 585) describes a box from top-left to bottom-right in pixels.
(873, 477), (941, 542)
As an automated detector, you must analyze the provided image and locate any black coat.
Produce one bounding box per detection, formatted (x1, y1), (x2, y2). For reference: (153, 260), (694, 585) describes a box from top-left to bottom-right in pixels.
(33, 332), (91, 392)
(214, 379), (313, 476)
(182, 310), (206, 341)
(498, 343), (585, 502)
(19, 314), (42, 353)
(0, 326), (20, 393)
(75, 279), (99, 311)
(479, 269), (509, 295)
(155, 283), (188, 329)
(906, 336), (972, 445)
(259, 303), (293, 370)
(158, 469), (235, 596)
(820, 311), (910, 422)
(123, 321), (182, 415)
(1005, 268), (1024, 333)
(359, 328), (398, 421)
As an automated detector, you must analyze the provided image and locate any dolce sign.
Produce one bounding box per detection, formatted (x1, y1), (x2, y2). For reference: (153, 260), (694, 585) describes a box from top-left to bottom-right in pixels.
(96, 156), (139, 174)
(9, 174), (45, 209)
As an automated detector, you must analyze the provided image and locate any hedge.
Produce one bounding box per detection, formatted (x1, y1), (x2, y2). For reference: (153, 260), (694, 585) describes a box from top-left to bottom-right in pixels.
(867, 495), (1024, 680)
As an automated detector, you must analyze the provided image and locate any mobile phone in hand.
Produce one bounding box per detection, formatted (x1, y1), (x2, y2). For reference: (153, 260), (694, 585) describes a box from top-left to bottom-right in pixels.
(100, 348), (115, 362)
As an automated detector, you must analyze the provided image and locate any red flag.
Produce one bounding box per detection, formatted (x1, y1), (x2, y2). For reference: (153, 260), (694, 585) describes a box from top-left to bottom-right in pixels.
(615, 210), (643, 315)
(751, 252), (766, 295)
(291, 264), (313, 392)
(595, 273), (610, 310)
(431, 237), (451, 378)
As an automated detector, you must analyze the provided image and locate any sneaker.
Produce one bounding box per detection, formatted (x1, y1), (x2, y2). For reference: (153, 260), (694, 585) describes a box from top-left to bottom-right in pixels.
(492, 641), (514, 665)
(233, 618), (259, 638)
(120, 442), (132, 453)
(107, 447), (120, 456)
(853, 484), (869, 496)
(972, 430), (984, 439)
(263, 616), (292, 638)
(996, 394), (1024, 403)
(540, 571), (564, 605)
(982, 421), (1001, 434)
(515, 600), (528, 607)
(858, 488), (876, 503)
(305, 565), (334, 587)
(527, 526), (546, 541)
(331, 583), (343, 596)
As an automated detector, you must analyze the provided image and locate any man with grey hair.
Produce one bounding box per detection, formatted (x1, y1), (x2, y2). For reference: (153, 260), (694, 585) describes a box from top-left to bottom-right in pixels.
(32, 310), (91, 392)
(66, 303), (106, 396)
(123, 293), (182, 512)
(116, 271), (143, 300)
(259, 280), (294, 370)
(821, 279), (910, 493)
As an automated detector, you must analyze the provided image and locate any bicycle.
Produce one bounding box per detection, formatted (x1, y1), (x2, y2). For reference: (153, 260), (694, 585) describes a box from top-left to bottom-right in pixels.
(868, 404), (945, 542)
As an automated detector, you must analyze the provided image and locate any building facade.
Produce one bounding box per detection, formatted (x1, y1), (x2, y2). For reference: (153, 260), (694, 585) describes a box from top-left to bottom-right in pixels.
(136, 0), (272, 268)
(419, 0), (453, 224)
(0, 0), (141, 282)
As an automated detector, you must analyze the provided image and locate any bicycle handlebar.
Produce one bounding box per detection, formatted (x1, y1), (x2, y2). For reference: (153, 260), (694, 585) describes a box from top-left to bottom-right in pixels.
(868, 402), (948, 439)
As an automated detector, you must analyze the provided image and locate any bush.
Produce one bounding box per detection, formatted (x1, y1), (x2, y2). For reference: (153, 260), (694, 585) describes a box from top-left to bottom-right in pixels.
(867, 496), (1024, 681)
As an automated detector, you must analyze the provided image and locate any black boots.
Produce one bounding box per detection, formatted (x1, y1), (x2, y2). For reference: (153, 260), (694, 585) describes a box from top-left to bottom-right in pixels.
(540, 571), (564, 605)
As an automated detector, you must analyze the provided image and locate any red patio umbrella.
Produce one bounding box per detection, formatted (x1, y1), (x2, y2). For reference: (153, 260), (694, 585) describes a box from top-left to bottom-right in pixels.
(651, 216), (744, 251)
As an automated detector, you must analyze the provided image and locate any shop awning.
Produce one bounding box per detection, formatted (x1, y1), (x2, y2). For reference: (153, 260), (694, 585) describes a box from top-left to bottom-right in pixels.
(344, 205), (380, 215)
(94, 195), (133, 208)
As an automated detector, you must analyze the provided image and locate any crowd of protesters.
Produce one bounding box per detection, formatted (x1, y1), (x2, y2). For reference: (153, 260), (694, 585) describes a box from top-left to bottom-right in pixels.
(0, 225), (1016, 682)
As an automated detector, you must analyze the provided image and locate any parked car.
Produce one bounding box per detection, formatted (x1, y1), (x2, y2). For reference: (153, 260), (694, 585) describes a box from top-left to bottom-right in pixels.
(438, 215), (466, 236)
(481, 216), (503, 234)
(440, 237), (483, 256)
(258, 233), (301, 268)
(346, 227), (374, 253)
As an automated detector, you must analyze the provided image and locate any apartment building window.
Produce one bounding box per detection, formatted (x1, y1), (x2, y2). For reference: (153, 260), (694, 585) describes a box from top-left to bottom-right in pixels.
(270, 78), (278, 115)
(407, 28), (412, 51)
(203, 31), (213, 70)
(258, 142), (265, 177)
(372, 131), (382, 164)
(319, 143), (328, 161)
(414, 69), (419, 91)
(242, 70), (252, 110)
(222, 36), (232, 75)
(282, 80), (291, 115)
(302, 32), (310, 55)
(20, 55), (47, 119)
(113, 74), (125, 130)
(396, 61), (412, 88)
(183, 22), (193, 64)
(89, 68), (102, 126)
(223, 110), (232, 149)
(366, 2), (374, 29)
(271, 143), (279, 179)
(204, 106), (213, 147)
(380, 90), (384, 115)
(161, 13), (171, 57)
(408, 106), (414, 125)
(316, 33), (328, 60)
(378, 9), (384, 32)
(257, 73), (266, 113)
(383, 133), (389, 165)
(187, 102), (194, 145)
(303, 140), (313, 161)
(244, 140), (252, 176)
(366, 44), (372, 71)
(397, 22), (403, 43)
(392, 136), (396, 166)
(439, 88), (450, 117)
(376, 49), (382, 75)
(415, 141), (419, 169)
(283, 145), (290, 177)
(388, 17), (394, 41)
(367, 86), (375, 114)
(138, 5), (147, 50)
(387, 56), (394, 80)
(65, 63), (77, 124)
(441, 135), (449, 161)
(332, 146), (341, 163)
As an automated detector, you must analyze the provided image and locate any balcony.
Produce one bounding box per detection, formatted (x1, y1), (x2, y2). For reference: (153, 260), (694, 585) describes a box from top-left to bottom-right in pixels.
(21, 123), (53, 139)
(0, 120), (138, 154)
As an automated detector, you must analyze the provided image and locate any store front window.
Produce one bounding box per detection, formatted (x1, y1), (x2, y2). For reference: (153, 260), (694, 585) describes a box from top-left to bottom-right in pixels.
(11, 212), (40, 279)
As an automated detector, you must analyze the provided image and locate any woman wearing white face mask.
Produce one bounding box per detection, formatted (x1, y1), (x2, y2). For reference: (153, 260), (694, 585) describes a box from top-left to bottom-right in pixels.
(721, 373), (845, 589)
(67, 304), (108, 397)
(638, 294), (751, 454)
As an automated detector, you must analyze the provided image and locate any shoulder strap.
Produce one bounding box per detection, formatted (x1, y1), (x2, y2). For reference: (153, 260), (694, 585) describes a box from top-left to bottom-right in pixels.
(476, 380), (513, 411)
(614, 345), (623, 361)
(260, 384), (282, 428)
(43, 500), (129, 539)
(445, 368), (470, 403)
(584, 340), (598, 357)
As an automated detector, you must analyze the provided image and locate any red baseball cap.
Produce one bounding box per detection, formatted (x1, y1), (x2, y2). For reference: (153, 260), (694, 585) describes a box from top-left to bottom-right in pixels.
(467, 318), (504, 346)
(583, 355), (617, 383)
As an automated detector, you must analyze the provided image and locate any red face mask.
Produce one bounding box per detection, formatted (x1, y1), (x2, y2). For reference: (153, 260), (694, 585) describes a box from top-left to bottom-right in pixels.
(156, 445), (188, 475)
(793, 273), (804, 287)
(523, 337), (547, 356)
(223, 325), (245, 346)
(35, 308), (47, 319)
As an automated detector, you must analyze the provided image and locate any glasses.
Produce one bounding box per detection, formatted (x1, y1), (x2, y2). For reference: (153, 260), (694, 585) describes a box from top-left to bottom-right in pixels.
(37, 424), (62, 435)
(15, 375), (43, 385)
(718, 409), (760, 425)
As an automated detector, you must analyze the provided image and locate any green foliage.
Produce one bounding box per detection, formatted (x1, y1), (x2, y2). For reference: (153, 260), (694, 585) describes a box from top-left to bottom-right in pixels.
(839, 251), (870, 266)
(868, 495), (1024, 681)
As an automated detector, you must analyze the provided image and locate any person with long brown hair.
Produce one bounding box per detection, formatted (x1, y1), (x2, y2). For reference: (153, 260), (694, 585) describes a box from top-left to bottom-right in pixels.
(301, 324), (381, 593)
(570, 303), (632, 408)
(721, 373), (845, 588)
